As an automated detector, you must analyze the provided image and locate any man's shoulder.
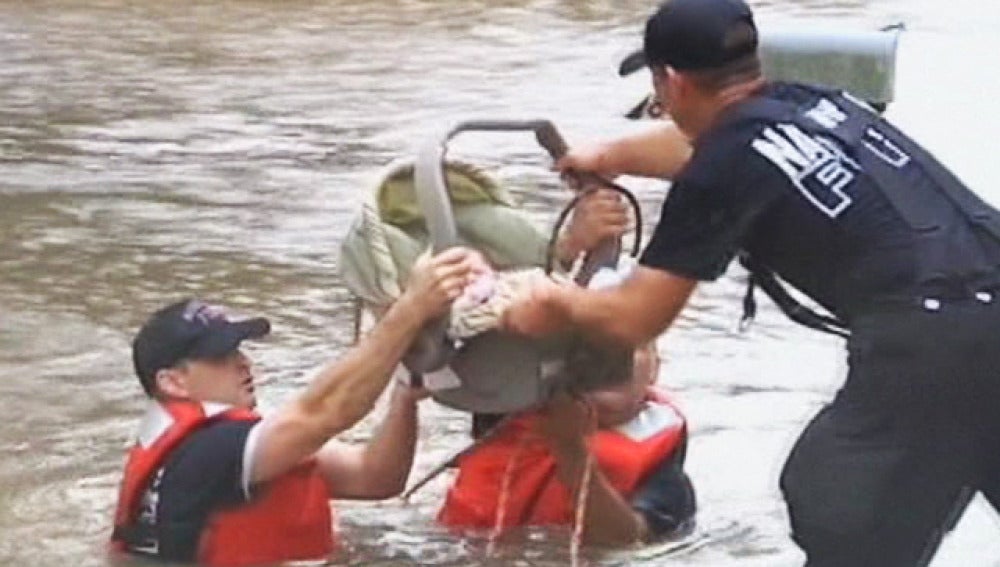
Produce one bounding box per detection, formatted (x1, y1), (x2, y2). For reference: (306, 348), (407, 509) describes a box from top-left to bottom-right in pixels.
(154, 417), (260, 510)
(680, 119), (765, 190)
(713, 81), (835, 131)
(683, 82), (839, 186)
(766, 80), (836, 100)
(191, 416), (259, 438)
(164, 419), (257, 473)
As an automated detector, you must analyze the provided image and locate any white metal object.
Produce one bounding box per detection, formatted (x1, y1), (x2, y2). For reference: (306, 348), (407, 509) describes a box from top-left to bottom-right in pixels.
(760, 26), (902, 107)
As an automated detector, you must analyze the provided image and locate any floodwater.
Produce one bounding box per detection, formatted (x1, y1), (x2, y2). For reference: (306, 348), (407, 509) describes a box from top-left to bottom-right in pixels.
(2, 0), (1000, 565)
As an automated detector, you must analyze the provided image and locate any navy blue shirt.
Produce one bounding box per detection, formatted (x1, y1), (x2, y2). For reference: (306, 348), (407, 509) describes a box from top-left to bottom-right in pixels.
(129, 420), (257, 562)
(641, 83), (920, 318)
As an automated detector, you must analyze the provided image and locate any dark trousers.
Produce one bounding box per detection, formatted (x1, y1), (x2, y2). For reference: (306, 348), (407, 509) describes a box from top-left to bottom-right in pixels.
(780, 296), (1000, 566)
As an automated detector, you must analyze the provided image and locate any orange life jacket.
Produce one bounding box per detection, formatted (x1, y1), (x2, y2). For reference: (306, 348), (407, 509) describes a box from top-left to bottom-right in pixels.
(110, 400), (335, 567)
(438, 388), (686, 529)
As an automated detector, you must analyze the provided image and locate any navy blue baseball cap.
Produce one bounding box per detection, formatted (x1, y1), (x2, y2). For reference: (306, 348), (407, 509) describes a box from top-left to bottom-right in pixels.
(132, 299), (270, 394)
(620, 0), (759, 75)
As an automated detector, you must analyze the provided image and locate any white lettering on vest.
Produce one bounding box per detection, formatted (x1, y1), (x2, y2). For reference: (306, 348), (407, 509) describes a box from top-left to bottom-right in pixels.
(863, 127), (911, 168)
(805, 98), (848, 129)
(131, 469), (163, 555)
(816, 95), (911, 169)
(752, 123), (860, 218)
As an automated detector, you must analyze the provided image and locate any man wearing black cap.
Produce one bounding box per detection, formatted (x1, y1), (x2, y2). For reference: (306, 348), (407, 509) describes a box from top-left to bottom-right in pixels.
(504, 0), (1000, 565)
(111, 248), (484, 566)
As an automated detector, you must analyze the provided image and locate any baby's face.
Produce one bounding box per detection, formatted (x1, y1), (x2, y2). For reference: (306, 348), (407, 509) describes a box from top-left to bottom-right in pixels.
(586, 346), (658, 428)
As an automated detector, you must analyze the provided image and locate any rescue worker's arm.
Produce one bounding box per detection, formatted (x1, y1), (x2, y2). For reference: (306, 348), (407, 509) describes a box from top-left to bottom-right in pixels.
(555, 123), (692, 180)
(313, 383), (425, 499)
(248, 248), (484, 485)
(539, 392), (649, 545)
(503, 266), (697, 348)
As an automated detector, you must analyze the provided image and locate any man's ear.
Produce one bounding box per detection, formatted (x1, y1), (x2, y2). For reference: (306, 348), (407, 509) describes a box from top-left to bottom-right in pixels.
(666, 67), (690, 98)
(155, 367), (188, 399)
(650, 65), (670, 91)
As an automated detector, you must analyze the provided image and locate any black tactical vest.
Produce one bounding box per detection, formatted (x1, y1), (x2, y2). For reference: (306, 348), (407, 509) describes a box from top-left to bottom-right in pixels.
(724, 84), (1000, 335)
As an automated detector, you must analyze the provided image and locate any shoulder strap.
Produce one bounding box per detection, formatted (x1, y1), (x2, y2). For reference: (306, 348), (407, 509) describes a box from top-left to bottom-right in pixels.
(739, 253), (850, 338)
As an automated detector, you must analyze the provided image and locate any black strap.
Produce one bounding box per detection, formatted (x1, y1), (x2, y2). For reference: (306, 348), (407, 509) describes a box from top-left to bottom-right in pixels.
(739, 254), (850, 339)
(739, 271), (758, 332)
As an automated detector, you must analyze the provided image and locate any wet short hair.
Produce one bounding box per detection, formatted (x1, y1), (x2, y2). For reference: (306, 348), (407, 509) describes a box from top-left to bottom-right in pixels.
(682, 22), (762, 92)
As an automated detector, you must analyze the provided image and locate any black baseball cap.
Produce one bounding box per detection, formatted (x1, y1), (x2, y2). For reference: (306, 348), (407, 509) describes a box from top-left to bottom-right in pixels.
(619, 0), (758, 76)
(132, 299), (271, 395)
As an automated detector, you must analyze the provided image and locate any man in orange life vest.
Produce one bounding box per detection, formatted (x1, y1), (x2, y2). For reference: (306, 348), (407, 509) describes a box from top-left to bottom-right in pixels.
(438, 342), (696, 545)
(110, 248), (484, 566)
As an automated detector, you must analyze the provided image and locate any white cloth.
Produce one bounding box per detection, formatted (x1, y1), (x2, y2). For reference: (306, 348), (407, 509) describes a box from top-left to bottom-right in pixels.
(447, 268), (559, 340)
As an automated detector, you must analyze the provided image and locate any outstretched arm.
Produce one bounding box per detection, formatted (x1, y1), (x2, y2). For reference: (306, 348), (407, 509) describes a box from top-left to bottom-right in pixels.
(503, 265), (697, 349)
(314, 383), (425, 499)
(249, 248), (483, 485)
(556, 123), (692, 180)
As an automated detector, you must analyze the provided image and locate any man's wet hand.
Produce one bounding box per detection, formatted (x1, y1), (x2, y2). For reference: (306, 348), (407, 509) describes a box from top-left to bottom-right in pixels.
(404, 247), (491, 320)
(558, 188), (629, 263)
(554, 142), (618, 179)
(500, 276), (572, 337)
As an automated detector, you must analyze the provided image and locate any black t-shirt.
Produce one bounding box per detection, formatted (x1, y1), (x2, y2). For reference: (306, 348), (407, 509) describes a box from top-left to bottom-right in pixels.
(640, 83), (921, 318)
(128, 420), (257, 562)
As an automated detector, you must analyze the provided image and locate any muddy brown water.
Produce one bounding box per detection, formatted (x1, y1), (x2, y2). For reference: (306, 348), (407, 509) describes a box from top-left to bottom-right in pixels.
(2, 0), (1000, 565)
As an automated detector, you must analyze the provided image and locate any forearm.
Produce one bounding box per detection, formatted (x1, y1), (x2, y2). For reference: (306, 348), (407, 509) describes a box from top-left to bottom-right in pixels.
(295, 295), (426, 436)
(551, 442), (648, 546)
(558, 286), (642, 347)
(556, 272), (691, 348)
(555, 233), (585, 269)
(251, 295), (428, 484)
(250, 247), (480, 485)
(314, 385), (420, 499)
(604, 124), (691, 180)
(354, 386), (420, 498)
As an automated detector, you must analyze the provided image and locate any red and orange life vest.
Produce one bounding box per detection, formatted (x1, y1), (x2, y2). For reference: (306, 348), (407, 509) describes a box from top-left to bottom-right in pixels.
(438, 388), (686, 529)
(110, 400), (335, 567)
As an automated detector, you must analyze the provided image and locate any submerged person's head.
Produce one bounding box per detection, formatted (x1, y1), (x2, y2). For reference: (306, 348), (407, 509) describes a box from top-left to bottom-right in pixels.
(585, 343), (660, 428)
(131, 299), (270, 409)
(643, 0), (764, 137)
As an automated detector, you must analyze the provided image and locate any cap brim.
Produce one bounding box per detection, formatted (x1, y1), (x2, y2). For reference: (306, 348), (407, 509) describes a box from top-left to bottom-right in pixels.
(618, 49), (647, 77)
(188, 318), (271, 359)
